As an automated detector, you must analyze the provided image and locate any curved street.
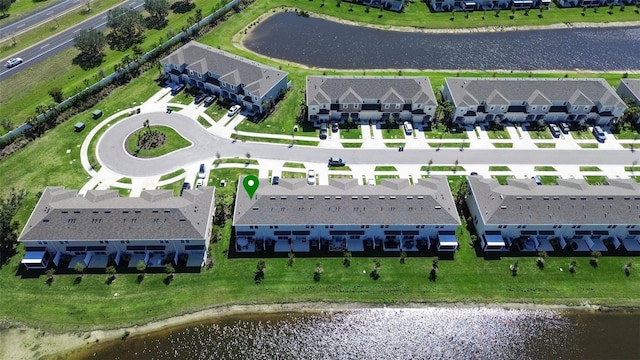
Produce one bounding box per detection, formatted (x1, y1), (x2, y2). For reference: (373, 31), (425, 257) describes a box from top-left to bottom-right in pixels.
(97, 111), (640, 179)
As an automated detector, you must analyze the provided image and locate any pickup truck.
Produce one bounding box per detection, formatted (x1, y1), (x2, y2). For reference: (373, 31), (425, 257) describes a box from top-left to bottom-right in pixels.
(328, 157), (346, 167)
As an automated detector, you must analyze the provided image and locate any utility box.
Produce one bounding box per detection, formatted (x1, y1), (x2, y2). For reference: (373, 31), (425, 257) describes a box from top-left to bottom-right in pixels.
(74, 122), (86, 132)
(92, 109), (103, 119)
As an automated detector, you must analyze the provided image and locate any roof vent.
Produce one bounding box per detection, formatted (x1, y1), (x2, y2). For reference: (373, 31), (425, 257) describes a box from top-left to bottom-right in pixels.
(324, 196), (331, 200)
(435, 206), (442, 210)
(252, 207), (259, 210)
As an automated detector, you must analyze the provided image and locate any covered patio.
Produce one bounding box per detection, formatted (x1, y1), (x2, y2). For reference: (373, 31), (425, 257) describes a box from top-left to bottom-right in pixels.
(437, 232), (458, 251)
(21, 251), (51, 270)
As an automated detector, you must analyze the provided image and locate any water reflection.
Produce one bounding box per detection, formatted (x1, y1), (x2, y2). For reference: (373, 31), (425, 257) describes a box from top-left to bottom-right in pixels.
(243, 12), (640, 71)
(70, 307), (640, 360)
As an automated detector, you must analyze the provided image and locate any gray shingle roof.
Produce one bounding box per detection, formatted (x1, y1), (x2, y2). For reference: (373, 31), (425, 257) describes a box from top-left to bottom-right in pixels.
(619, 79), (640, 100)
(468, 176), (640, 225)
(446, 78), (626, 108)
(306, 76), (436, 107)
(233, 177), (459, 226)
(19, 187), (215, 242)
(161, 41), (288, 97)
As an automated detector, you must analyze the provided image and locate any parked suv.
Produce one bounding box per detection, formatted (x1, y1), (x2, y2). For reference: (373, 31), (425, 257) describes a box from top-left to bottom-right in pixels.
(5, 57), (23, 68)
(198, 163), (206, 179)
(319, 123), (328, 140)
(328, 157), (346, 167)
(592, 126), (606, 143)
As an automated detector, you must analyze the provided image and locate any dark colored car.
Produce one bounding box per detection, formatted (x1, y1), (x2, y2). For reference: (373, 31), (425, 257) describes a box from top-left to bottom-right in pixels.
(180, 182), (191, 196)
(272, 176), (280, 185)
(194, 94), (207, 104)
(559, 122), (570, 135)
(328, 157), (346, 167)
(203, 96), (216, 106)
(331, 123), (339, 133)
(171, 84), (185, 95)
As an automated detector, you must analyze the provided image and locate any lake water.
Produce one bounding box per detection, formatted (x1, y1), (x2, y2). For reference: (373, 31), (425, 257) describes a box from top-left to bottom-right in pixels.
(243, 12), (640, 71)
(69, 307), (640, 359)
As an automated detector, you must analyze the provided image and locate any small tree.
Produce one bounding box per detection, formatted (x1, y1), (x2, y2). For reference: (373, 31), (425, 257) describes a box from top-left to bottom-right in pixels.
(342, 251), (352, 267)
(246, 152), (251, 164)
(45, 268), (56, 285)
(432, 256), (439, 270)
(255, 260), (266, 284)
(569, 259), (577, 274)
(0, 0), (12, 17)
(370, 258), (381, 280)
(106, 266), (117, 284)
(74, 262), (85, 283)
(314, 262), (323, 282)
(537, 251), (547, 269)
(624, 262), (631, 277)
(48, 87), (64, 103)
(399, 251), (407, 264)
(510, 261), (519, 276)
(287, 251), (295, 267)
(136, 260), (147, 283)
(590, 251), (601, 268)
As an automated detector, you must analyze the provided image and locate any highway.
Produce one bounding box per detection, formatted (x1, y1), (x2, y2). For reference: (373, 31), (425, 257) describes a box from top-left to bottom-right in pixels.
(0, 0), (145, 82)
(0, 0), (84, 42)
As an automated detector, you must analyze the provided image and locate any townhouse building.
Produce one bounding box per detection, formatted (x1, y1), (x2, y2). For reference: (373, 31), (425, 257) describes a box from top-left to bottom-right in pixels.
(556, 0), (635, 8)
(232, 177), (461, 254)
(466, 176), (640, 253)
(428, 0), (550, 12)
(616, 78), (640, 124)
(306, 76), (437, 127)
(18, 187), (216, 271)
(442, 78), (626, 127)
(161, 41), (289, 115)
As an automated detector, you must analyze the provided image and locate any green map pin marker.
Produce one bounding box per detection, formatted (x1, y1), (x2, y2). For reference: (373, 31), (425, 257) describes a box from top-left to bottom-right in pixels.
(243, 175), (259, 199)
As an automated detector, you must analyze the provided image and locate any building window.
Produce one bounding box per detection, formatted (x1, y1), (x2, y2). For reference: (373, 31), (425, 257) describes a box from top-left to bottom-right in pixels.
(395, 104), (401, 109)
(384, 104), (390, 109)
(354, 104), (358, 109)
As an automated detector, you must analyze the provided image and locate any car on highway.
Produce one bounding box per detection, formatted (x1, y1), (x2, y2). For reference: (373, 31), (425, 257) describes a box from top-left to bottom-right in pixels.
(228, 105), (241, 117)
(328, 157), (346, 167)
(5, 58), (23, 68)
(307, 169), (316, 185)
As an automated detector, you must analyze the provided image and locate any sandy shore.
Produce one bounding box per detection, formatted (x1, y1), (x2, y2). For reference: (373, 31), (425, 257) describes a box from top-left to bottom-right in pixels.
(234, 8), (640, 73)
(2, 301), (636, 359)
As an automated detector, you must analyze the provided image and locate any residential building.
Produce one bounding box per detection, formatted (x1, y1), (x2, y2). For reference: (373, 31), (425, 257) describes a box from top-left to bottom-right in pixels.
(428, 0), (550, 12)
(442, 77), (626, 126)
(616, 78), (640, 124)
(556, 0), (633, 8)
(306, 76), (437, 127)
(466, 176), (640, 253)
(232, 177), (461, 254)
(343, 0), (406, 12)
(18, 187), (216, 271)
(161, 41), (289, 114)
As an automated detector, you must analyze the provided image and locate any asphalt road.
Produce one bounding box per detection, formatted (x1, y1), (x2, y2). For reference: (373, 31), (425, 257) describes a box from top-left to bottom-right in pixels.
(98, 112), (640, 178)
(0, 0), (84, 42)
(0, 0), (145, 81)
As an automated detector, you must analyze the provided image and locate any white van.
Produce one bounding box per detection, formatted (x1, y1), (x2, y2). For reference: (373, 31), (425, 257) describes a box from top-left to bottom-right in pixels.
(403, 122), (413, 135)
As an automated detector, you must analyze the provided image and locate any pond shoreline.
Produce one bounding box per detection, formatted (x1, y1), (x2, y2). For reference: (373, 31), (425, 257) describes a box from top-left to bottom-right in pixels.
(235, 8), (640, 73)
(3, 301), (638, 360)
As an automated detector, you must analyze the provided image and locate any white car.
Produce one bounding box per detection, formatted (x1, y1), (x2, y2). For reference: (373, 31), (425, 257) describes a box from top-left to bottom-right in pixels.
(5, 57), (23, 68)
(227, 105), (241, 117)
(307, 170), (316, 185)
(195, 179), (204, 188)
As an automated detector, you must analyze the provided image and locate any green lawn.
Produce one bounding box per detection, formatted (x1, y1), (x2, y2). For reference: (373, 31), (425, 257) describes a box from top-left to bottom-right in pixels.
(157, 178), (184, 196)
(428, 142), (470, 148)
(579, 166), (602, 171)
(578, 143), (599, 149)
(624, 166), (640, 172)
(125, 126), (192, 158)
(281, 171), (306, 179)
(424, 124), (468, 139)
(329, 174), (353, 179)
(493, 143), (513, 148)
(381, 127), (405, 140)
(571, 130), (594, 140)
(535, 143), (556, 148)
(158, 169), (186, 181)
(342, 142), (363, 148)
(197, 116), (211, 127)
(375, 166), (398, 171)
(214, 158), (259, 165)
(584, 176), (609, 185)
(534, 166), (557, 171)
(486, 129), (511, 140)
(385, 142), (406, 148)
(328, 166), (352, 171)
(528, 129), (553, 140)
(492, 175), (515, 185)
(374, 175), (400, 183)
(232, 134), (319, 147)
(283, 162), (306, 168)
(539, 175), (559, 185)
(204, 103), (227, 121)
(340, 128), (363, 139)
(489, 166), (511, 171)
(422, 165), (466, 172)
